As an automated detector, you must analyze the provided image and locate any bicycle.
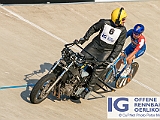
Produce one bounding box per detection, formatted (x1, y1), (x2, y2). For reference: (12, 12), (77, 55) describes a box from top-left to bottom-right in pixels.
(104, 52), (139, 88)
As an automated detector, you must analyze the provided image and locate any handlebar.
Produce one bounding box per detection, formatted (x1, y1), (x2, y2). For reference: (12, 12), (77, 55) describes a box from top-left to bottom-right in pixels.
(64, 39), (105, 64)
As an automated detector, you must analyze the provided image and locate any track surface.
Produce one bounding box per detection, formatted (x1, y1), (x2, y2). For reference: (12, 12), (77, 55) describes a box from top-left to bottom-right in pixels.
(0, 1), (160, 120)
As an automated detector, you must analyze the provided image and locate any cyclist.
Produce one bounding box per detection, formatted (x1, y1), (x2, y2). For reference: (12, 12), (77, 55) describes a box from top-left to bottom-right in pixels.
(72, 7), (128, 100)
(116, 24), (146, 75)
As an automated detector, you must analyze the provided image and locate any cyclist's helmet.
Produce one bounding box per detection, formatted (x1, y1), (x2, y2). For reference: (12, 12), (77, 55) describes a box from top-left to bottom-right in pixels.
(133, 24), (145, 35)
(111, 7), (127, 25)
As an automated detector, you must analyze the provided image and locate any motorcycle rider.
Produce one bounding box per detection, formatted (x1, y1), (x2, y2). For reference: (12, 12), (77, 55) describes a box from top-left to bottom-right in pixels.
(116, 24), (146, 75)
(73, 7), (128, 99)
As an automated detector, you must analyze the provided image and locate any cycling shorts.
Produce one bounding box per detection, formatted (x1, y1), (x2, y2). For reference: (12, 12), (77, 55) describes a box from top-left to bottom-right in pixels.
(124, 43), (146, 58)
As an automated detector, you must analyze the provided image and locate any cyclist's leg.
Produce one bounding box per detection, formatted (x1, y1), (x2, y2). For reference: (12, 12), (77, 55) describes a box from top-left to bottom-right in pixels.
(126, 46), (146, 71)
(116, 53), (124, 70)
(124, 49), (145, 78)
(116, 44), (133, 70)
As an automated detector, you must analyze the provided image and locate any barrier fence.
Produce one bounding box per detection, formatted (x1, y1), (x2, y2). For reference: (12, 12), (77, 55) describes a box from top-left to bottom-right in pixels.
(0, 0), (137, 4)
(0, 0), (93, 4)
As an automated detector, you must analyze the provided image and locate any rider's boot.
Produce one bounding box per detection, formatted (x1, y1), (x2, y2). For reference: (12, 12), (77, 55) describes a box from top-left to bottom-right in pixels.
(70, 95), (80, 100)
(81, 74), (97, 99)
(81, 85), (93, 99)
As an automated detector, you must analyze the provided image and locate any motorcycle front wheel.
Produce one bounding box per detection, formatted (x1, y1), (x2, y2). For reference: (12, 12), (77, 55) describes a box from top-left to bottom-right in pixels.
(30, 73), (56, 104)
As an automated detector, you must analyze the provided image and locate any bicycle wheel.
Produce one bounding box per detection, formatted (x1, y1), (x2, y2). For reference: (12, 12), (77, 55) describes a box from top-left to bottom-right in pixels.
(131, 62), (139, 78)
(115, 62), (139, 88)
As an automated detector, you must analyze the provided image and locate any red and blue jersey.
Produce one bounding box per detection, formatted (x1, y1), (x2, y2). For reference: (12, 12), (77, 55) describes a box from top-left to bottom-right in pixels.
(127, 29), (146, 52)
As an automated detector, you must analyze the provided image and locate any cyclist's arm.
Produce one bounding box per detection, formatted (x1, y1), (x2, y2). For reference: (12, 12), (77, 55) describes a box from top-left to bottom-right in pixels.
(126, 50), (137, 61)
(126, 36), (145, 60)
(134, 36), (145, 52)
(126, 29), (133, 38)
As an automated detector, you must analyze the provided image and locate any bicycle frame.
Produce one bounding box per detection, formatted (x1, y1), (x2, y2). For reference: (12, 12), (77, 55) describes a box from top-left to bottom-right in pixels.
(106, 54), (131, 81)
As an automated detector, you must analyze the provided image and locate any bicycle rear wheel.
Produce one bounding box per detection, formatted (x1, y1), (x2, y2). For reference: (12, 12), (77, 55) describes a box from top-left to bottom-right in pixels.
(131, 62), (139, 78)
(115, 62), (139, 88)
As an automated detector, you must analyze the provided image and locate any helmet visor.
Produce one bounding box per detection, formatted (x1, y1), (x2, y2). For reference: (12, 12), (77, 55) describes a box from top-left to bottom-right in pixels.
(133, 32), (140, 36)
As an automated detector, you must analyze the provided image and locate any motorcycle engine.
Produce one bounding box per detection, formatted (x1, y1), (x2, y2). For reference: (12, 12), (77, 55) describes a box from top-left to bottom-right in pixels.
(62, 83), (73, 96)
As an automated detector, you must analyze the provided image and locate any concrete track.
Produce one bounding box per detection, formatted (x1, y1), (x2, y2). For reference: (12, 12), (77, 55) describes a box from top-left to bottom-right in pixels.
(0, 1), (160, 120)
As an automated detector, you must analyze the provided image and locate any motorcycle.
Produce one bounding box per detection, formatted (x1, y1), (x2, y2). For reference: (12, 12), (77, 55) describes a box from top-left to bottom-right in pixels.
(30, 40), (114, 104)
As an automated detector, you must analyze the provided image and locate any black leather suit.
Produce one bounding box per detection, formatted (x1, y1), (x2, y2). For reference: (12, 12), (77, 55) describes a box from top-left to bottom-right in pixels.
(81, 19), (127, 90)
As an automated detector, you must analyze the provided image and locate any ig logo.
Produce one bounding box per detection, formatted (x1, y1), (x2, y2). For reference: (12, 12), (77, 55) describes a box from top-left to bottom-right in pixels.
(108, 97), (129, 112)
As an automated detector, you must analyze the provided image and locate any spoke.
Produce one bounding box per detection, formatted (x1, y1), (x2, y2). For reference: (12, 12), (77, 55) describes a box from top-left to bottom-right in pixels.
(119, 78), (127, 88)
(122, 79), (127, 86)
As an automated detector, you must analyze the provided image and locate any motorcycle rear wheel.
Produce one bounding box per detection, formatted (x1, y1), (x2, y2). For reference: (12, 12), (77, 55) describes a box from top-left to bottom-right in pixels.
(30, 73), (56, 104)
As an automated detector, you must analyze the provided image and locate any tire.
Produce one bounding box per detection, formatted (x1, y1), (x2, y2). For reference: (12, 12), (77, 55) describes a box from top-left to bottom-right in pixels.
(115, 62), (139, 89)
(131, 62), (139, 78)
(30, 73), (56, 104)
(116, 77), (130, 89)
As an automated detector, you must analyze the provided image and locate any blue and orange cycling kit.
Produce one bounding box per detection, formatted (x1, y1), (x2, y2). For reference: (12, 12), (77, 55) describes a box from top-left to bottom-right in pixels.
(124, 29), (146, 58)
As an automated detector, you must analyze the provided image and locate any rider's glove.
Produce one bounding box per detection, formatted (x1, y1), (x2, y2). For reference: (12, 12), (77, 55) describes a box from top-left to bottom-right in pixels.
(107, 57), (114, 63)
(78, 37), (87, 45)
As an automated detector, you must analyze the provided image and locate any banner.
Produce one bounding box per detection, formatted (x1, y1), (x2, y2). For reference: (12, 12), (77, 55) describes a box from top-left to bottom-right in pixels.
(107, 96), (160, 119)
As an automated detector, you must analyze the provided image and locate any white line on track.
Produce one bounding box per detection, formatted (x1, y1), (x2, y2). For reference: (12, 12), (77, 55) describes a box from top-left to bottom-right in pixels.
(1, 5), (160, 96)
(0, 5), (81, 51)
(145, 52), (160, 63)
(0, 6), (68, 44)
(133, 79), (160, 96)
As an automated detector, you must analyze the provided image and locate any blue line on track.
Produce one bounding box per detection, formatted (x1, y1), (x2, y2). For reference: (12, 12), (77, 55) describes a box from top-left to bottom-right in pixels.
(0, 84), (35, 90)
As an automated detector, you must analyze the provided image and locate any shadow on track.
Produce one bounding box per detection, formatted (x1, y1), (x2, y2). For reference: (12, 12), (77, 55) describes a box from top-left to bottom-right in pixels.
(21, 62), (53, 103)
